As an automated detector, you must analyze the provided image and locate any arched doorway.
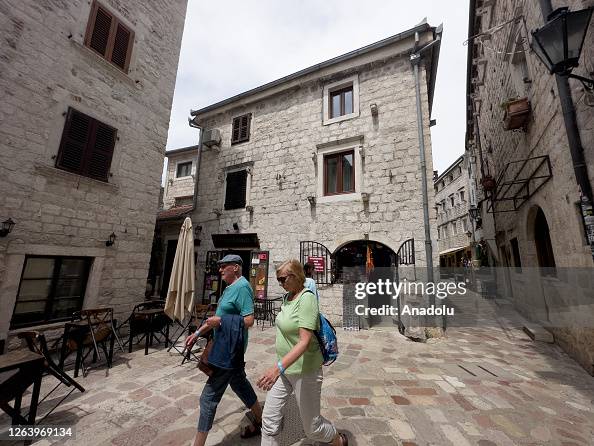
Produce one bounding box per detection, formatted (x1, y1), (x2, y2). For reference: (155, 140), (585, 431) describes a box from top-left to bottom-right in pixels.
(534, 207), (556, 268)
(334, 240), (397, 328)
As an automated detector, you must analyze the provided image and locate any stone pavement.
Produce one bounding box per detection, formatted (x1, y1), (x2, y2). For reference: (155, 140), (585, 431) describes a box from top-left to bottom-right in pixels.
(2, 293), (594, 446)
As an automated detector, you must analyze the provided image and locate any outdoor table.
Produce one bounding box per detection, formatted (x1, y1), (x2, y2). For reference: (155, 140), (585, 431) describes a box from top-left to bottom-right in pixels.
(255, 296), (283, 329)
(134, 308), (169, 355)
(0, 349), (44, 426)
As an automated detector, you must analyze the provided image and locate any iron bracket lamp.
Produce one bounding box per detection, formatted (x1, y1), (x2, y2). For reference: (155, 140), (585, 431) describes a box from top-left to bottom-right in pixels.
(0, 218), (15, 237)
(469, 205), (480, 221)
(531, 7), (594, 90)
(105, 232), (116, 247)
(307, 195), (316, 206)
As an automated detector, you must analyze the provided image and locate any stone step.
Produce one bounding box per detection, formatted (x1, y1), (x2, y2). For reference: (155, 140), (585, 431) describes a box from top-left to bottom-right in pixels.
(523, 324), (554, 343)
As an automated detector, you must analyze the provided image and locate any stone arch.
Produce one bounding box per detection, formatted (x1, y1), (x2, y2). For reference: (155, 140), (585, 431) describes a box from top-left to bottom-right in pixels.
(526, 205), (556, 268)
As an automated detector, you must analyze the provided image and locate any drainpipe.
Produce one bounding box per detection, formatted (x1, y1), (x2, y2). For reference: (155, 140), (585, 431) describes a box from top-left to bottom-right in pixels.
(538, 0), (594, 262)
(188, 119), (204, 212)
(410, 30), (441, 293)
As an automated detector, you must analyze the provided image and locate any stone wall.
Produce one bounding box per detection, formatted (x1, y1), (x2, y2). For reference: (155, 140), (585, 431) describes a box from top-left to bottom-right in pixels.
(191, 36), (439, 325)
(0, 0), (187, 344)
(468, 0), (594, 373)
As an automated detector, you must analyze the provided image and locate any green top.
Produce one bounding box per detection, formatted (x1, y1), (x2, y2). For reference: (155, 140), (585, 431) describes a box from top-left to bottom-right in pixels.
(275, 289), (323, 375)
(215, 276), (254, 352)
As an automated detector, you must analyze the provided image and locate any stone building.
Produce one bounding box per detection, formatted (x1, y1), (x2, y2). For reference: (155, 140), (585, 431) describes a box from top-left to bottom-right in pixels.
(188, 22), (442, 328)
(465, 0), (594, 372)
(0, 0), (188, 351)
(149, 145), (199, 299)
(434, 155), (476, 267)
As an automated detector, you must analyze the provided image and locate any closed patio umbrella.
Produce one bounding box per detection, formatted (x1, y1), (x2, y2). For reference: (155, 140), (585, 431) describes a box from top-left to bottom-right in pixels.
(164, 217), (195, 322)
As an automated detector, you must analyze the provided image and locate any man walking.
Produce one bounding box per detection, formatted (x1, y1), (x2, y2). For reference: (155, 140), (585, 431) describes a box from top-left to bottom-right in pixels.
(186, 254), (263, 445)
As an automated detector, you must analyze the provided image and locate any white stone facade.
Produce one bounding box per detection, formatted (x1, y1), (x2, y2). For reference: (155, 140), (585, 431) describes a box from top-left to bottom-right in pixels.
(466, 0), (594, 373)
(0, 0), (187, 346)
(163, 146), (199, 209)
(190, 24), (441, 325)
(434, 155), (475, 265)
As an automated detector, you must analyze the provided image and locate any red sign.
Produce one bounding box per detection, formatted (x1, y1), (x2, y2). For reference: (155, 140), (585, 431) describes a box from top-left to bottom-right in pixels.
(259, 253), (267, 260)
(308, 256), (325, 272)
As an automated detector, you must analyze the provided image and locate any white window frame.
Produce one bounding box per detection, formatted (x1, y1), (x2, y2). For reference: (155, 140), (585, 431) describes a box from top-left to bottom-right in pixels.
(175, 160), (193, 178)
(316, 138), (363, 203)
(322, 74), (360, 125)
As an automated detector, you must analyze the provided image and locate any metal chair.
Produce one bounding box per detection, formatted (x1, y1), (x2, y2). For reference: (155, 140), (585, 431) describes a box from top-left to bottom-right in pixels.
(123, 300), (171, 354)
(18, 331), (85, 423)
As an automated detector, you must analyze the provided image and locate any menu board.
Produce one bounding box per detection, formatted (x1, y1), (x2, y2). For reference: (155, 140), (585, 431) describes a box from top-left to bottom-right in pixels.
(249, 251), (269, 300)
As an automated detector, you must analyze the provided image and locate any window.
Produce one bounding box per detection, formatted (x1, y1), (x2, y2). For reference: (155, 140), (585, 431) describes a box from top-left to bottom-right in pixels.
(460, 190), (466, 202)
(322, 75), (360, 125)
(11, 256), (92, 328)
(231, 113), (251, 145)
(176, 162), (192, 178)
(330, 86), (353, 119)
(449, 195), (455, 207)
(56, 108), (117, 182)
(224, 169), (248, 210)
(84, 1), (134, 72)
(324, 150), (355, 195)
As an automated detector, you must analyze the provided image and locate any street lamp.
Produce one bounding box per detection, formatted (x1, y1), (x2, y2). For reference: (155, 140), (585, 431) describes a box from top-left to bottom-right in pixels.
(468, 205), (480, 221)
(531, 7), (594, 90)
(0, 218), (15, 237)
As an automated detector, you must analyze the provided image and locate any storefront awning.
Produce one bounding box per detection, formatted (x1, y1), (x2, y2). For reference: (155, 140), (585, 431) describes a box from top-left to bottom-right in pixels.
(439, 245), (468, 256)
(212, 233), (260, 249)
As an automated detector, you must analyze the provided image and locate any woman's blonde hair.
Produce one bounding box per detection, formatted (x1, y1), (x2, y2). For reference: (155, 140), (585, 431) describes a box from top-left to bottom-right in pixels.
(276, 259), (306, 286)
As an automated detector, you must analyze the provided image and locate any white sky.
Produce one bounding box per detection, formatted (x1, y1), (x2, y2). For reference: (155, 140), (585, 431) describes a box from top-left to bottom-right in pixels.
(165, 0), (470, 176)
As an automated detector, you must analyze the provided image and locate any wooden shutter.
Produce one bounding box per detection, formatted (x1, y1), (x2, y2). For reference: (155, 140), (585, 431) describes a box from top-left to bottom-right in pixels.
(85, 121), (116, 181)
(110, 22), (133, 71)
(56, 109), (92, 175)
(231, 114), (251, 144)
(224, 170), (248, 210)
(231, 117), (240, 143)
(56, 108), (116, 182)
(87, 4), (112, 57)
(85, 2), (134, 73)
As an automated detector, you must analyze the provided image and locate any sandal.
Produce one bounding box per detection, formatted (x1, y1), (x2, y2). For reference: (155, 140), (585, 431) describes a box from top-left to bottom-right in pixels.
(339, 432), (349, 446)
(240, 412), (262, 439)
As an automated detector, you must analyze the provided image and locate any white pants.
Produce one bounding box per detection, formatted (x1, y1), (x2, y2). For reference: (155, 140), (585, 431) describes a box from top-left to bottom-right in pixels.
(261, 368), (337, 446)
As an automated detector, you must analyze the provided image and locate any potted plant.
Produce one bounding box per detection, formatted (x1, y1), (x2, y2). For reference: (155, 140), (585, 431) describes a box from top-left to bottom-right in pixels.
(481, 175), (496, 192)
(501, 97), (531, 130)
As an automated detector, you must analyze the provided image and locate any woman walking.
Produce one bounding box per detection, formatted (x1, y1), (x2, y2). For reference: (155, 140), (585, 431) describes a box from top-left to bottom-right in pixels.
(257, 259), (347, 446)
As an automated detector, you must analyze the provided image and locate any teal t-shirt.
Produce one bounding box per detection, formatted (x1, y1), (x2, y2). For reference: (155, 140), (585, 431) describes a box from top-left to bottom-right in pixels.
(215, 276), (254, 351)
(275, 289), (323, 375)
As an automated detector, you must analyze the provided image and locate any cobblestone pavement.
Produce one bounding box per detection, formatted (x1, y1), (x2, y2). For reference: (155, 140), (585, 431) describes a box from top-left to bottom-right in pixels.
(2, 293), (594, 446)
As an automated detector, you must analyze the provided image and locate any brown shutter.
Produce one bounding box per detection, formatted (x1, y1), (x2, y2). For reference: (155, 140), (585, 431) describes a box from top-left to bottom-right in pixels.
(110, 23), (132, 71)
(88, 5), (113, 56)
(56, 108), (92, 175)
(232, 117), (240, 143)
(85, 121), (116, 182)
(240, 114), (251, 141)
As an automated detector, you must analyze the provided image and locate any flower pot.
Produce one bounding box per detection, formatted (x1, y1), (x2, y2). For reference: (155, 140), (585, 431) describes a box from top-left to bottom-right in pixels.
(503, 97), (530, 130)
(481, 175), (496, 191)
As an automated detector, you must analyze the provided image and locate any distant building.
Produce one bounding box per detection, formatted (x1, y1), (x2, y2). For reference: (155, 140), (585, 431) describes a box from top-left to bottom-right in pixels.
(148, 146), (199, 298)
(0, 0), (188, 350)
(434, 155), (476, 267)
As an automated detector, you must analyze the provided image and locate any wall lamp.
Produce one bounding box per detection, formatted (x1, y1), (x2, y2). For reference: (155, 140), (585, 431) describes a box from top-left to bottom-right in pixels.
(194, 225), (202, 238)
(361, 192), (370, 202)
(307, 195), (316, 206)
(105, 232), (116, 247)
(0, 218), (15, 237)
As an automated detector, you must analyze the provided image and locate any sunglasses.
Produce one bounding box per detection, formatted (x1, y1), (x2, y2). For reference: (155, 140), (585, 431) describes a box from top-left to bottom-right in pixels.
(276, 273), (294, 284)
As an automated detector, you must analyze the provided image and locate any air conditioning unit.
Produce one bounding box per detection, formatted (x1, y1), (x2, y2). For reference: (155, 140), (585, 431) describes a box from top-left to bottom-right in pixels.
(202, 129), (221, 148)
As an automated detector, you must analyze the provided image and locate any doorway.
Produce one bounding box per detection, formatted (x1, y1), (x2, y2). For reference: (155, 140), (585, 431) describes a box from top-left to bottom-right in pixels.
(160, 239), (178, 298)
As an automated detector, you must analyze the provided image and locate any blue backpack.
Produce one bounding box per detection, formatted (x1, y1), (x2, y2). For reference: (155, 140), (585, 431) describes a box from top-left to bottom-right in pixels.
(314, 314), (339, 365)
